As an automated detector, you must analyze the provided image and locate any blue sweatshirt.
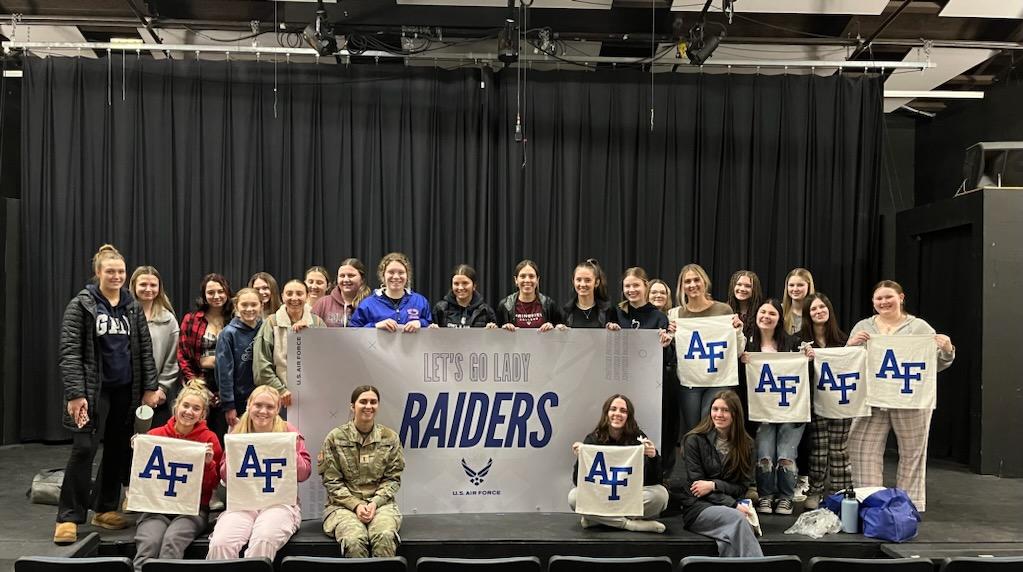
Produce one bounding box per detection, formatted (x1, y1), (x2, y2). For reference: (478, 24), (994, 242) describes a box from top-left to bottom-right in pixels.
(216, 316), (261, 413)
(350, 288), (433, 328)
(87, 284), (133, 388)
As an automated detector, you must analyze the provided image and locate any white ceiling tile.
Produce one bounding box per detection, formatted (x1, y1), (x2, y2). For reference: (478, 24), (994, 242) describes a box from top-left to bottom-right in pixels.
(883, 47), (997, 112)
(671, 0), (887, 15)
(940, 0), (1023, 19)
(0, 25), (96, 58)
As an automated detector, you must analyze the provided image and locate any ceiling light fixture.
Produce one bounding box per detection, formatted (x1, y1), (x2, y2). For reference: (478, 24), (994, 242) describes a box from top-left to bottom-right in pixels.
(303, 0), (337, 56)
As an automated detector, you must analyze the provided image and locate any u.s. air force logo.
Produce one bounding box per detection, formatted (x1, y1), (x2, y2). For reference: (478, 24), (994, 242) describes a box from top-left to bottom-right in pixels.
(461, 458), (493, 486)
(452, 458), (501, 497)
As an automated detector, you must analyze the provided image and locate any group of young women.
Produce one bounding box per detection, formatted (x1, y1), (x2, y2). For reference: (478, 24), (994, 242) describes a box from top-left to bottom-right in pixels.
(54, 244), (955, 562)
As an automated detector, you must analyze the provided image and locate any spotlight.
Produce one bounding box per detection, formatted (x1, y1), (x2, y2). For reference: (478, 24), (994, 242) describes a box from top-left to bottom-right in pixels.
(686, 23), (723, 65)
(303, 0), (338, 56)
(497, 17), (518, 64)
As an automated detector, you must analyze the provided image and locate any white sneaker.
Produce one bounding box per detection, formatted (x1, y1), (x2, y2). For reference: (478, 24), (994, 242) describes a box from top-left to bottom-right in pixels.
(580, 516), (598, 529)
(624, 519), (666, 533)
(793, 476), (809, 502)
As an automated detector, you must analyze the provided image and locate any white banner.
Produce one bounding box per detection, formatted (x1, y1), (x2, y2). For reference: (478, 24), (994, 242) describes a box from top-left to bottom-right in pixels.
(574, 444), (644, 517)
(225, 433), (298, 512)
(674, 316), (741, 388)
(289, 329), (662, 515)
(745, 353), (811, 423)
(866, 335), (938, 409)
(126, 435), (207, 516)
(813, 347), (871, 419)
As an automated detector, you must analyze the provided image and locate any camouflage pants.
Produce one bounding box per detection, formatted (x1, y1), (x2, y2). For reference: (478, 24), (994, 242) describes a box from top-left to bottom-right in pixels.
(323, 503), (402, 558)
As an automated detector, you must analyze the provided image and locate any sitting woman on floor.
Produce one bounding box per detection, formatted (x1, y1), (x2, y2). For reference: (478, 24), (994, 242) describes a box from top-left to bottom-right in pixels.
(133, 380), (222, 572)
(568, 393), (669, 533)
(206, 385), (312, 561)
(679, 389), (763, 557)
(319, 385), (405, 558)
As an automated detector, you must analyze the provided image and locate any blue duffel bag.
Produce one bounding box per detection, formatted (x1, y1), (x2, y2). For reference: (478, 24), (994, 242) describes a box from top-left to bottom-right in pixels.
(859, 487), (921, 542)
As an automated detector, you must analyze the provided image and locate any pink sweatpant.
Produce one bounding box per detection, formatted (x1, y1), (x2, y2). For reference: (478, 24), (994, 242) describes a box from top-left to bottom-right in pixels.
(206, 504), (301, 560)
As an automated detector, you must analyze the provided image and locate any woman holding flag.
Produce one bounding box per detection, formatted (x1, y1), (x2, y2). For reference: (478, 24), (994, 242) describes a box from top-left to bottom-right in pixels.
(133, 380), (222, 572)
(569, 394), (669, 533)
(846, 280), (955, 512)
(207, 385), (312, 561)
(741, 299), (803, 515)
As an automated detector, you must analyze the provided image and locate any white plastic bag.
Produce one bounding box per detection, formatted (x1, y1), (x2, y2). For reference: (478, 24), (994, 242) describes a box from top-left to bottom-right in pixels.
(784, 508), (842, 539)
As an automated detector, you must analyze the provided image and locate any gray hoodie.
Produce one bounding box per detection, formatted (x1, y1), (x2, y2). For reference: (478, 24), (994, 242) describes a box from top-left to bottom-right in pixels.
(147, 308), (181, 394)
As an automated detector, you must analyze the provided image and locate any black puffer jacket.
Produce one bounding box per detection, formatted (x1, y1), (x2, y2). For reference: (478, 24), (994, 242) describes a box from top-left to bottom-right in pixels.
(495, 292), (562, 327)
(432, 291), (497, 328)
(679, 429), (754, 528)
(59, 288), (158, 432)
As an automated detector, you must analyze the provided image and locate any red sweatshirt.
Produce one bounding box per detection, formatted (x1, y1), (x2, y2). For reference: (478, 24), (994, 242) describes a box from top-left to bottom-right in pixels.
(148, 417), (223, 508)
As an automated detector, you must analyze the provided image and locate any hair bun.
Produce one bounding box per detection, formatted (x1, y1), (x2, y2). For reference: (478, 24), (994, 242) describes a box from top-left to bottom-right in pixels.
(185, 378), (207, 392)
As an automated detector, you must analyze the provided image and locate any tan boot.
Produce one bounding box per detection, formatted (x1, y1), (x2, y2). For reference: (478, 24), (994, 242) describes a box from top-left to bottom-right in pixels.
(53, 522), (77, 544)
(91, 511), (129, 530)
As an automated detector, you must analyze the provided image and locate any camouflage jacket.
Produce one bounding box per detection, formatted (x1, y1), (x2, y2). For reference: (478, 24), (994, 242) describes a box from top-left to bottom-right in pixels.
(318, 421), (405, 514)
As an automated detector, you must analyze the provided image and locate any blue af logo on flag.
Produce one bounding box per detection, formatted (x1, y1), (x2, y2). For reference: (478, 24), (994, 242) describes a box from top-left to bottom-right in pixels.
(683, 331), (728, 373)
(138, 445), (194, 497)
(235, 444), (288, 493)
(584, 451), (633, 501)
(818, 362), (859, 404)
(875, 349), (926, 394)
(755, 364), (800, 407)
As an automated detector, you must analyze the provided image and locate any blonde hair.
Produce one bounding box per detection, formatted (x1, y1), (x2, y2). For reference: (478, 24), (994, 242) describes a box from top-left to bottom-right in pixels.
(174, 379), (211, 419)
(234, 287), (262, 316)
(130, 266), (175, 318)
(377, 252), (413, 289)
(782, 267), (816, 334)
(675, 263), (713, 308)
(92, 244), (124, 273)
(232, 386), (289, 434)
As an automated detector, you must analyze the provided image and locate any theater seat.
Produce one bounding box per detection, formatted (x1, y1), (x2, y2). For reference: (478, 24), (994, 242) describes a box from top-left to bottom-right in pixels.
(680, 555), (802, 572)
(141, 558), (273, 572)
(281, 556), (407, 572)
(810, 557), (936, 572)
(416, 556), (541, 572)
(15, 557), (133, 572)
(550, 555), (673, 572)
(940, 557), (1023, 571)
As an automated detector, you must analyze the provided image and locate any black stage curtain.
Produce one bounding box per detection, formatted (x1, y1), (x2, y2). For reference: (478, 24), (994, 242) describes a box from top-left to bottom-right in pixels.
(19, 57), (881, 440)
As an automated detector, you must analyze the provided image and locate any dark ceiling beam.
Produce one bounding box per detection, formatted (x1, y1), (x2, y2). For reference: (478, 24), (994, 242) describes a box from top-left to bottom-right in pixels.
(848, 0), (912, 60)
(125, 0), (161, 43)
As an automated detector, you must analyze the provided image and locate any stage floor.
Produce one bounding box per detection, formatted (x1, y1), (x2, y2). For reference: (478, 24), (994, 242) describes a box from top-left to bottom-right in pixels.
(2, 443), (1020, 571)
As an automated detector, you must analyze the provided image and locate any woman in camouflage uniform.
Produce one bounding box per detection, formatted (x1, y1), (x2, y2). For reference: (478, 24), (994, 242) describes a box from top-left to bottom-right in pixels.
(319, 385), (405, 558)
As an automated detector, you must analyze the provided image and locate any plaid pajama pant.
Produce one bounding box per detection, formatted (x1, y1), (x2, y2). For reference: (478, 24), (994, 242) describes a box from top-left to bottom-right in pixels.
(849, 406), (932, 511)
(808, 415), (853, 496)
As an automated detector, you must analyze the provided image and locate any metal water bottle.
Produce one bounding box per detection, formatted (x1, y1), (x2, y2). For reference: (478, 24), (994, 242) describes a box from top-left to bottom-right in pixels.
(840, 488), (859, 533)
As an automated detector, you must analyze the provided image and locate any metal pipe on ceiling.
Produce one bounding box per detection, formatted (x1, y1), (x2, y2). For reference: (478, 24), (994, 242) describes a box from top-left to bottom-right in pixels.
(1, 40), (934, 69)
(848, 0), (913, 60)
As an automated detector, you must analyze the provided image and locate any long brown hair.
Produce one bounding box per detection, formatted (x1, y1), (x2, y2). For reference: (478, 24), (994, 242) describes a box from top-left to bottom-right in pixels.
(799, 292), (848, 347)
(249, 272), (283, 315)
(686, 390), (753, 479)
(131, 265), (175, 318)
(591, 394), (642, 444)
(782, 267), (815, 334)
(726, 270), (763, 335)
(336, 258), (372, 306)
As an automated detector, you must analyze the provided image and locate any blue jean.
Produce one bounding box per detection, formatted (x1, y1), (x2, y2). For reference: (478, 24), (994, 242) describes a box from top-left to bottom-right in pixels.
(755, 422), (805, 499)
(679, 386), (722, 437)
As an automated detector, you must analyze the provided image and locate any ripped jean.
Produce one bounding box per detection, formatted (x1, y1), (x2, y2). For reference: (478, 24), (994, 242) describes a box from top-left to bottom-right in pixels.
(755, 422), (805, 500)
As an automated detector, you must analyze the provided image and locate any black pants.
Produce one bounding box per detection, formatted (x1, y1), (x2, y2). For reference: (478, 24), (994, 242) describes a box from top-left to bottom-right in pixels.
(660, 367), (680, 479)
(57, 384), (132, 523)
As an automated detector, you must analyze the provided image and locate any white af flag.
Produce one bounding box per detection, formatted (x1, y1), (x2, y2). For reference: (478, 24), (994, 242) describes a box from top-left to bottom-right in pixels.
(126, 435), (207, 516)
(745, 353), (811, 423)
(575, 444), (644, 517)
(225, 432), (298, 512)
(674, 316), (741, 388)
(813, 347), (871, 419)
(866, 335), (937, 410)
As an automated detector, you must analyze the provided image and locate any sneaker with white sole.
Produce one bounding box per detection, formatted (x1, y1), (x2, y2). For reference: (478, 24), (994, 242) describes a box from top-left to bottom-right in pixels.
(624, 519), (666, 533)
(775, 498), (794, 515)
(793, 476), (809, 502)
(803, 492), (821, 510)
(756, 497), (774, 514)
(580, 516), (598, 529)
